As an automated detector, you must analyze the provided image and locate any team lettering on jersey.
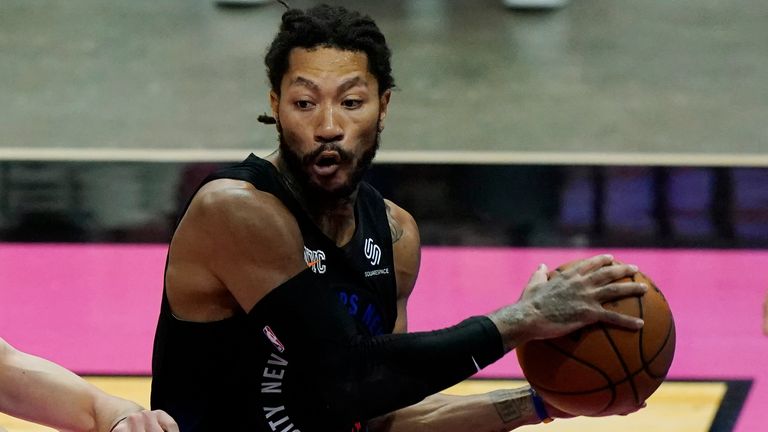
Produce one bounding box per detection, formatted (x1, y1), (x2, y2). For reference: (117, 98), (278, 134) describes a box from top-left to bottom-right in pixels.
(304, 246), (326, 274)
(338, 290), (385, 336)
(260, 329), (301, 431)
(261, 326), (367, 432)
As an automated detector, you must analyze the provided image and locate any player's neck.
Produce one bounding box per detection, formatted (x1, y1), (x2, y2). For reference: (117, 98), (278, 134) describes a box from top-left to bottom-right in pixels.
(304, 195), (359, 247)
(270, 153), (359, 246)
(304, 191), (359, 247)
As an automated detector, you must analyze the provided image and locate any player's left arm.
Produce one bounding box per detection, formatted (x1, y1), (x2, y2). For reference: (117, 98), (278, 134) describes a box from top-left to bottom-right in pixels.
(372, 201), (547, 432)
(0, 338), (178, 432)
(385, 199), (421, 335)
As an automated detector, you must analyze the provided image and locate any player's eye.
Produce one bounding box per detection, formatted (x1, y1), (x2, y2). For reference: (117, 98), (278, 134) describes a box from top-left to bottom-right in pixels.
(296, 100), (315, 110)
(342, 99), (363, 109)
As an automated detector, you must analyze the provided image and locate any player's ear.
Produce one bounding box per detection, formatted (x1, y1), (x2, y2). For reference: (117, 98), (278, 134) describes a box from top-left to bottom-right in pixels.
(378, 89), (392, 132)
(269, 90), (280, 122)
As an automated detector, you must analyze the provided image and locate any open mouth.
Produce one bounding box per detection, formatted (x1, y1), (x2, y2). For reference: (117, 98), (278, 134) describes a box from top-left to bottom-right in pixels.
(310, 150), (343, 177)
(314, 151), (341, 167)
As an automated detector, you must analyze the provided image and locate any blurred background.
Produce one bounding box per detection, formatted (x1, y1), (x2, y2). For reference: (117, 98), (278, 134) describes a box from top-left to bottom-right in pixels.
(1, 0), (766, 247)
(1, 0), (767, 431)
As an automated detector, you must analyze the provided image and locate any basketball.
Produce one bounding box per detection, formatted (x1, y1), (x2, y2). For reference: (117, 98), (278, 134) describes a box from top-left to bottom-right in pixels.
(516, 261), (676, 416)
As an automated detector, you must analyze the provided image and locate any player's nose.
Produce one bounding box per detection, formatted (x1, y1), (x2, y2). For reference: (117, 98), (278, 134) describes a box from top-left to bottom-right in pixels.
(315, 104), (344, 143)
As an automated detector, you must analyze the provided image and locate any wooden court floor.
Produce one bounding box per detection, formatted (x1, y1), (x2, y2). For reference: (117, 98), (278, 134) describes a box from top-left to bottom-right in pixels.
(0, 377), (742, 432)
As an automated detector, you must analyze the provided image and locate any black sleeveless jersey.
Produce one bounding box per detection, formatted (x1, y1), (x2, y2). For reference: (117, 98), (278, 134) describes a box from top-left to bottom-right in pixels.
(151, 154), (398, 432)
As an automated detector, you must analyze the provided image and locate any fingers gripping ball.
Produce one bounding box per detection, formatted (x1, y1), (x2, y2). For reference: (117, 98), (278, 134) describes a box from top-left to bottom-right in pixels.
(516, 261), (676, 416)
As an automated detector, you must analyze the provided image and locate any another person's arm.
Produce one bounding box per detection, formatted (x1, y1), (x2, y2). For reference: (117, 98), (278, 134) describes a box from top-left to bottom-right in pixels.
(0, 338), (178, 432)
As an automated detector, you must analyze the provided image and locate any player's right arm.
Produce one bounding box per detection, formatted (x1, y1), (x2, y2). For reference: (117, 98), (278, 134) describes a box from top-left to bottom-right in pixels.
(166, 179), (308, 320)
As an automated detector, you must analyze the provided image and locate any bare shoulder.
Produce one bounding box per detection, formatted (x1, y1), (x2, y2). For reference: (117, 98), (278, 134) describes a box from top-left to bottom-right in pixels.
(384, 199), (421, 292)
(178, 179), (304, 265)
(383, 199), (419, 246)
(190, 179), (301, 244)
(168, 179), (307, 319)
(383, 200), (421, 333)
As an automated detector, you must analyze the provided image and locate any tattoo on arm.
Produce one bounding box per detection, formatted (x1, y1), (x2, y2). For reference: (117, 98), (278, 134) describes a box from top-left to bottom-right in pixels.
(385, 203), (404, 243)
(489, 389), (532, 424)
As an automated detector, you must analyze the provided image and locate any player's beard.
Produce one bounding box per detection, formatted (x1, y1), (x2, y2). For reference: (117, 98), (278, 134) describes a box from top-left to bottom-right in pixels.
(278, 120), (380, 203)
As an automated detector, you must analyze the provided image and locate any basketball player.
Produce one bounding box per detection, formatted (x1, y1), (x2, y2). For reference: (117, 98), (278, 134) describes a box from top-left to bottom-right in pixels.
(151, 5), (647, 431)
(0, 338), (177, 432)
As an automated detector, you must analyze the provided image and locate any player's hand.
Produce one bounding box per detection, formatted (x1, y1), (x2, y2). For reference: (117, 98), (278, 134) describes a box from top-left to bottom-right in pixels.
(110, 410), (179, 432)
(517, 254), (647, 341)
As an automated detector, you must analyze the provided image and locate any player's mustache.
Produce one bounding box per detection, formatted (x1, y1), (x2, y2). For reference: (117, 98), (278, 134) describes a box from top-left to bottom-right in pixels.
(302, 142), (353, 164)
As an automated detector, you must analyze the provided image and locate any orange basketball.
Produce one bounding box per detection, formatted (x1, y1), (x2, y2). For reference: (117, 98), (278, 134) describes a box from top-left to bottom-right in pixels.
(516, 261), (676, 416)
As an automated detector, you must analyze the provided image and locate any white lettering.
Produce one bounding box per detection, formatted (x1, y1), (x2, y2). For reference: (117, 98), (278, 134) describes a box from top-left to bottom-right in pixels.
(261, 381), (282, 393)
(263, 367), (285, 380)
(263, 405), (285, 418)
(268, 353), (288, 366)
(269, 416), (289, 429)
(364, 268), (390, 278)
(304, 246), (327, 274)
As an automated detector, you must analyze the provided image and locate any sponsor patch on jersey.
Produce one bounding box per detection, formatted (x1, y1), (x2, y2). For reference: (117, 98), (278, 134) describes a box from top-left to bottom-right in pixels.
(364, 267), (390, 278)
(364, 238), (381, 266)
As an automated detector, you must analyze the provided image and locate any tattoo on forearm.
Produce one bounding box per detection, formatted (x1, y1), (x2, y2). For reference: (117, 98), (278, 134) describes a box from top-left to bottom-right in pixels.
(490, 389), (532, 424)
(385, 203), (404, 243)
(491, 390), (522, 422)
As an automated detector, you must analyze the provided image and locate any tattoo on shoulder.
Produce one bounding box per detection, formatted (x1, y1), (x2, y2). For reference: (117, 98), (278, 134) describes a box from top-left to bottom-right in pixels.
(489, 389), (532, 424)
(385, 203), (404, 243)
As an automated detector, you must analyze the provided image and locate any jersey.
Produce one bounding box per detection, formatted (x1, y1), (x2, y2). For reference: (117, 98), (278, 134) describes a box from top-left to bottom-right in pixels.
(151, 154), (398, 431)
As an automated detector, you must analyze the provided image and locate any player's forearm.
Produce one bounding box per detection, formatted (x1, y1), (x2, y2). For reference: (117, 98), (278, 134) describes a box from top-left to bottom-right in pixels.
(0, 340), (140, 432)
(92, 394), (146, 432)
(369, 388), (542, 432)
(255, 272), (507, 422)
(487, 303), (536, 353)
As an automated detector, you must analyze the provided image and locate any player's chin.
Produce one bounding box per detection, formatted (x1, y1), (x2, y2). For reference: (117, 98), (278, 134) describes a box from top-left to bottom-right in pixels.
(309, 176), (355, 198)
(311, 171), (343, 187)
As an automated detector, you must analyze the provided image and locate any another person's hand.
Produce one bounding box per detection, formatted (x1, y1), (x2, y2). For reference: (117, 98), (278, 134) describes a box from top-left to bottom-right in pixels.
(111, 410), (179, 432)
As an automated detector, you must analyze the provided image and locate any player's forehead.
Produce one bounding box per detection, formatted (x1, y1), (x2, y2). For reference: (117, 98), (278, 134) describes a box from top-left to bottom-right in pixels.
(281, 46), (377, 92)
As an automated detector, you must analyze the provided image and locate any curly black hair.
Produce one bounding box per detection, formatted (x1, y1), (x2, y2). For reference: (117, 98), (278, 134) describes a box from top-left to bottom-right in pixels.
(264, 4), (395, 96)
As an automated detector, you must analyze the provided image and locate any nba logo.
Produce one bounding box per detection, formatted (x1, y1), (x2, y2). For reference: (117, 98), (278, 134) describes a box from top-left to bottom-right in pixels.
(262, 326), (285, 353)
